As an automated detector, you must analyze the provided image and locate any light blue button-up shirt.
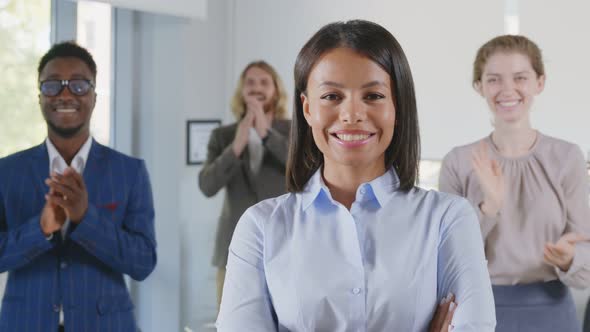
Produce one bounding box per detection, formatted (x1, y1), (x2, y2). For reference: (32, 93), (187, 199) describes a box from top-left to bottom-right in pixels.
(217, 168), (495, 331)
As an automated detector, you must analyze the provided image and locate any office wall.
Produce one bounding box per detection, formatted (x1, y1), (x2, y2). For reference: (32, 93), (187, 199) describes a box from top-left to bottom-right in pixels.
(112, 1), (231, 330)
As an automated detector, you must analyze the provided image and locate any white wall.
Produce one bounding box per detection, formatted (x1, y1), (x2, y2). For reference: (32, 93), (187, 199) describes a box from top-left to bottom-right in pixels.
(112, 1), (231, 331)
(174, 0), (233, 328)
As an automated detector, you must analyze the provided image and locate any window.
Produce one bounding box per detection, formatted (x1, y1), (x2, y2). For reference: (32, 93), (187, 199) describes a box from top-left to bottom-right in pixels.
(504, 0), (519, 34)
(76, 0), (112, 146)
(0, 0), (51, 157)
(0, 0), (51, 305)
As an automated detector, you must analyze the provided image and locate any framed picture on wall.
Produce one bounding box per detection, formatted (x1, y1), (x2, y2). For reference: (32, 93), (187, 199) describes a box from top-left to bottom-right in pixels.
(186, 119), (221, 165)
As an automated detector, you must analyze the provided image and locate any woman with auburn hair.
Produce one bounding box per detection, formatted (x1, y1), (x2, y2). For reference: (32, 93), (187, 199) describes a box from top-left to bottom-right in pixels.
(199, 60), (291, 309)
(217, 20), (495, 331)
(440, 35), (590, 331)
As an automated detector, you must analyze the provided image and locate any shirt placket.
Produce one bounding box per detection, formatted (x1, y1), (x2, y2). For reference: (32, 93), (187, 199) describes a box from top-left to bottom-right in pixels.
(346, 204), (367, 332)
(51, 157), (84, 327)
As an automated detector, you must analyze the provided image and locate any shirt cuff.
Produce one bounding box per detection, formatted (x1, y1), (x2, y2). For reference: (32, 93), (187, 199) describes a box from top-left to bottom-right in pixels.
(555, 245), (583, 280)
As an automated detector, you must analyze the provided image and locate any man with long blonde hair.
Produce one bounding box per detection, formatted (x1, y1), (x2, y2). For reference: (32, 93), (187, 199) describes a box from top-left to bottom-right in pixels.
(199, 61), (290, 309)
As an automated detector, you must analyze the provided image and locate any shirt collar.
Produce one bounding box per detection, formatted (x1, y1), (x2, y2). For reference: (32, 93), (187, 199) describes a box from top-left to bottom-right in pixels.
(301, 168), (327, 211)
(367, 167), (400, 207)
(300, 166), (401, 211)
(46, 136), (93, 174)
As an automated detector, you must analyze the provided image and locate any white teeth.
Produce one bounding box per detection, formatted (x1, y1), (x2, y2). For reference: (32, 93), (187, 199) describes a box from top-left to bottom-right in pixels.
(498, 100), (519, 107)
(56, 108), (76, 113)
(336, 133), (370, 141)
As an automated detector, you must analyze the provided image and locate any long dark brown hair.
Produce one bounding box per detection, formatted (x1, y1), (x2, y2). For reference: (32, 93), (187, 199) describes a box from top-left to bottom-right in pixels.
(286, 20), (420, 192)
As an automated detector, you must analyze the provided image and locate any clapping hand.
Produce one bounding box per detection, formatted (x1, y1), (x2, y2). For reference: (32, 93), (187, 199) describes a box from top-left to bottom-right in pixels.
(244, 95), (270, 138)
(471, 141), (504, 217)
(44, 167), (88, 223)
(232, 109), (255, 157)
(40, 195), (66, 236)
(544, 233), (590, 272)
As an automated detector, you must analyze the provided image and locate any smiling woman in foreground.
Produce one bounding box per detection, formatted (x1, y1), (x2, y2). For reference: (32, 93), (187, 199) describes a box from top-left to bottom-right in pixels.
(217, 20), (496, 331)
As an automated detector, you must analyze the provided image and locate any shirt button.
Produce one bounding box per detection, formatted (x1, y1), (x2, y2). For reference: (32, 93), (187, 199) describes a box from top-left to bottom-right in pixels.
(53, 304), (60, 312)
(60, 262), (67, 269)
(359, 188), (366, 195)
(352, 287), (362, 295)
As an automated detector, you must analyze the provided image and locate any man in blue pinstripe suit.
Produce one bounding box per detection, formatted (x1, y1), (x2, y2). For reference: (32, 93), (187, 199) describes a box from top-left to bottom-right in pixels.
(0, 42), (157, 331)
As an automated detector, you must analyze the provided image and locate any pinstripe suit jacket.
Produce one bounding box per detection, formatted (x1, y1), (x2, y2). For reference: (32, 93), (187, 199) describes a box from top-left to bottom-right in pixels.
(0, 140), (157, 332)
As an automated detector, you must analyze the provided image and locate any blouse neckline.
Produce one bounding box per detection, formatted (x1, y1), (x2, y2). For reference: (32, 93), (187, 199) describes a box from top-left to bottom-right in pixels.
(486, 130), (542, 162)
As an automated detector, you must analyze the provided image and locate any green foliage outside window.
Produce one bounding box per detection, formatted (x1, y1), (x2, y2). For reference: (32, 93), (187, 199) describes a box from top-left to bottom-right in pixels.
(0, 0), (50, 157)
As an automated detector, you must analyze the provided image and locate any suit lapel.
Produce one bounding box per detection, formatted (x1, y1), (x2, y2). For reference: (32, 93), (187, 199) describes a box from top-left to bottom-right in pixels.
(228, 122), (277, 197)
(83, 140), (106, 203)
(31, 142), (50, 196)
(237, 130), (258, 196)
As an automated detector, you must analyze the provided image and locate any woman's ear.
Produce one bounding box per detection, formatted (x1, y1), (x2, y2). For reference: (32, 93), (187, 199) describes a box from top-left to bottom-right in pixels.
(473, 81), (484, 97)
(301, 93), (312, 125)
(535, 74), (546, 95)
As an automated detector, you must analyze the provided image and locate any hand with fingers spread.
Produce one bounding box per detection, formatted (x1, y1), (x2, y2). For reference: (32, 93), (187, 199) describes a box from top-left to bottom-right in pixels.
(544, 233), (590, 272)
(45, 167), (88, 223)
(471, 141), (504, 217)
(429, 293), (456, 332)
(245, 95), (270, 138)
(232, 109), (255, 157)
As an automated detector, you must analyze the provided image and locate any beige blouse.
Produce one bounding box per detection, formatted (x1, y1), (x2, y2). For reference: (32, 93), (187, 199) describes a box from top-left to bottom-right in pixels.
(439, 132), (590, 288)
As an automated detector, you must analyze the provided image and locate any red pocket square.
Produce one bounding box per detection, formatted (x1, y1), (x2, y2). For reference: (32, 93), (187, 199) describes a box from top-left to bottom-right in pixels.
(99, 202), (119, 211)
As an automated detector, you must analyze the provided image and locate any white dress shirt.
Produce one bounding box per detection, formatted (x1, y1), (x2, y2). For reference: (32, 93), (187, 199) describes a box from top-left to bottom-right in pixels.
(248, 128), (264, 174)
(217, 167), (496, 331)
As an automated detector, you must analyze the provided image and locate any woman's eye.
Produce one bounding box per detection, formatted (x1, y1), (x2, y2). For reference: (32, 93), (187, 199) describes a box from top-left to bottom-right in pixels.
(321, 93), (341, 101)
(365, 93), (385, 101)
(516, 76), (527, 81)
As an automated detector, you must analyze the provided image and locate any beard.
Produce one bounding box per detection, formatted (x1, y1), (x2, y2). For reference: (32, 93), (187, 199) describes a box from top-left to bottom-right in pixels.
(246, 91), (277, 113)
(263, 102), (275, 113)
(46, 119), (84, 139)
(263, 95), (279, 113)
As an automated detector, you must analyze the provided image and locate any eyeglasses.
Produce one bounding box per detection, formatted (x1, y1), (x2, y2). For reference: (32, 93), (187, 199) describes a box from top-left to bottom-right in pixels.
(39, 79), (95, 97)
